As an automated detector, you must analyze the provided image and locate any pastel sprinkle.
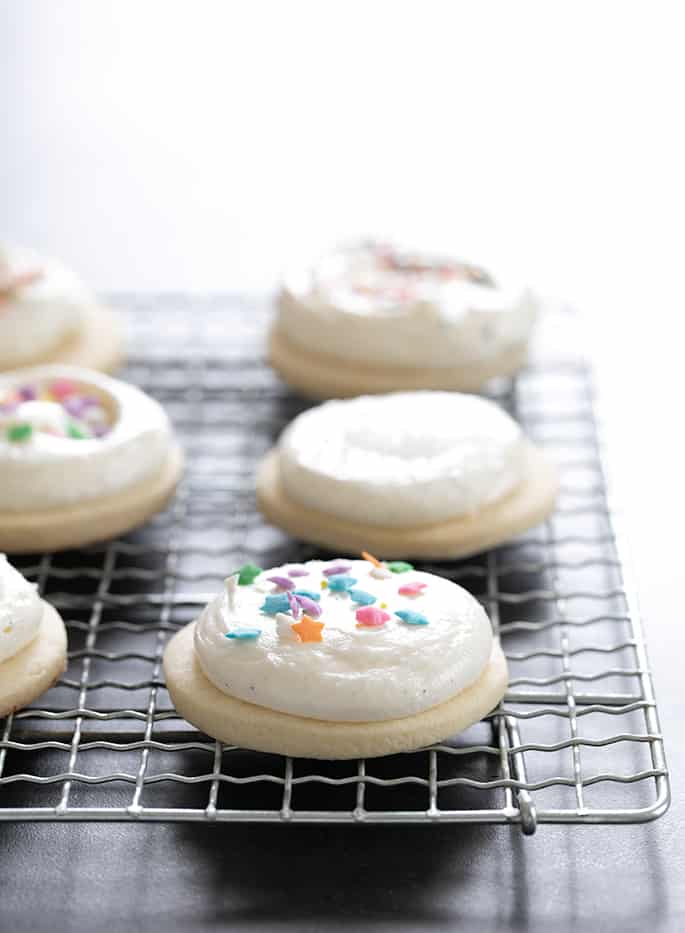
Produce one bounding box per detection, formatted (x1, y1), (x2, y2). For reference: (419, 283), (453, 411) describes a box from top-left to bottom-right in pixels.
(67, 420), (88, 440)
(18, 386), (37, 401)
(295, 595), (322, 618)
(225, 627), (261, 640)
(328, 575), (357, 592)
(236, 563), (262, 585)
(370, 565), (393, 580)
(292, 614), (325, 643)
(260, 594), (291, 615)
(287, 591), (301, 618)
(49, 379), (77, 401)
(399, 582), (428, 597)
(323, 563), (352, 577)
(395, 610), (429, 626)
(380, 601), (388, 609)
(320, 580), (328, 589)
(388, 561), (414, 574)
(292, 589), (320, 602)
(286, 567), (309, 578)
(267, 575), (296, 591)
(361, 551), (382, 568)
(355, 606), (391, 627)
(6, 423), (33, 442)
(349, 589), (376, 606)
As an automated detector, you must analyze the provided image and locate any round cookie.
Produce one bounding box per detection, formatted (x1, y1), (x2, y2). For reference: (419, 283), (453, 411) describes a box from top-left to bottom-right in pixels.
(164, 558), (508, 759)
(0, 245), (124, 373)
(256, 391), (558, 559)
(0, 365), (184, 553)
(0, 555), (67, 718)
(270, 241), (538, 398)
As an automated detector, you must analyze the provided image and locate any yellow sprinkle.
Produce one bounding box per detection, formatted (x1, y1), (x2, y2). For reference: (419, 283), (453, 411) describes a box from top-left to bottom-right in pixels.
(380, 602), (388, 609)
(320, 580), (328, 589)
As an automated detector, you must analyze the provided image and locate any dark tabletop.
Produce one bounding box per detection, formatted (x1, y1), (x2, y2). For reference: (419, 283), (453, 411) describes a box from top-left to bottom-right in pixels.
(2, 5), (684, 932)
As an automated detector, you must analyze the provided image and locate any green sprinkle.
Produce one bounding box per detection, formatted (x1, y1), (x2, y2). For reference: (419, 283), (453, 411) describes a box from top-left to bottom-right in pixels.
(236, 563), (262, 586)
(387, 561), (414, 574)
(67, 421), (88, 440)
(6, 422), (33, 443)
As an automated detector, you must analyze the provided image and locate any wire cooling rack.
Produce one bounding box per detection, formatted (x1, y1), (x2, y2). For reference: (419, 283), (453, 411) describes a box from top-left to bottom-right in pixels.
(0, 295), (670, 834)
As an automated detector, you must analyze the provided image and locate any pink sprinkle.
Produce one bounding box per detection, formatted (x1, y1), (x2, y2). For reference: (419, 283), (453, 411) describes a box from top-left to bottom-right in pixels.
(295, 595), (321, 618)
(355, 607), (391, 627)
(287, 591), (301, 618)
(267, 575), (296, 590)
(50, 379), (77, 401)
(286, 567), (309, 578)
(399, 582), (428, 597)
(323, 563), (352, 577)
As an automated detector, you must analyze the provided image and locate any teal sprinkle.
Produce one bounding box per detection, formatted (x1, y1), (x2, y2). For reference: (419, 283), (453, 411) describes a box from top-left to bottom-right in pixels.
(395, 609), (429, 626)
(292, 589), (321, 602)
(225, 627), (262, 640)
(327, 575), (357, 592)
(387, 561), (414, 574)
(260, 594), (291, 615)
(349, 589), (376, 606)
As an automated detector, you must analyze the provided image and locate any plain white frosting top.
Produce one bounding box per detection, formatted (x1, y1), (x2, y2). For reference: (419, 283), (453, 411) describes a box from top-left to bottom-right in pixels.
(278, 391), (527, 527)
(0, 365), (174, 511)
(0, 555), (43, 664)
(0, 246), (92, 367)
(194, 559), (494, 722)
(276, 242), (538, 367)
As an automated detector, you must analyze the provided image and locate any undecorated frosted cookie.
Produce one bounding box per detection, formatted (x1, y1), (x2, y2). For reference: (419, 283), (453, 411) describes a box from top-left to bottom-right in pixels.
(0, 365), (183, 553)
(0, 244), (124, 373)
(0, 555), (67, 718)
(256, 391), (558, 559)
(270, 241), (538, 398)
(163, 558), (508, 759)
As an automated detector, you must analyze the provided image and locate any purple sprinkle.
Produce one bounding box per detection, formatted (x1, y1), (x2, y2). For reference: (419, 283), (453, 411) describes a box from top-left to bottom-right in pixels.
(18, 386), (37, 401)
(63, 397), (88, 417)
(267, 575), (296, 590)
(287, 591), (301, 618)
(93, 424), (110, 437)
(295, 595), (321, 618)
(287, 567), (309, 578)
(323, 563), (352, 577)
(0, 401), (18, 414)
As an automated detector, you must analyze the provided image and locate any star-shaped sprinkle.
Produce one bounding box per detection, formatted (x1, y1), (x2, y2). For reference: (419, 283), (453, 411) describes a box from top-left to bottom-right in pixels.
(349, 589), (376, 606)
(292, 614), (325, 643)
(395, 610), (429, 626)
(355, 606), (391, 627)
(225, 627), (262, 640)
(260, 593), (291, 615)
(328, 575), (357, 592)
(236, 563), (263, 585)
(398, 582), (427, 597)
(387, 561), (414, 574)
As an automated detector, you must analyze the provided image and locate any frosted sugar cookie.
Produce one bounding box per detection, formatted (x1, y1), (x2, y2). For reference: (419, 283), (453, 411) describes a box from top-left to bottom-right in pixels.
(270, 241), (538, 398)
(0, 365), (183, 553)
(256, 391), (558, 559)
(0, 244), (123, 372)
(0, 555), (67, 717)
(163, 558), (508, 759)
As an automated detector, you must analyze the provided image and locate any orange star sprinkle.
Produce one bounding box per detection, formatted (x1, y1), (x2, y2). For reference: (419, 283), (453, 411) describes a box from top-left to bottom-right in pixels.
(361, 550), (382, 567)
(291, 614), (324, 643)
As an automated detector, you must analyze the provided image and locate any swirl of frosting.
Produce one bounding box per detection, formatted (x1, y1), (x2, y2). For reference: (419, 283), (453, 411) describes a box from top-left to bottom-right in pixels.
(0, 365), (173, 511)
(277, 391), (527, 527)
(276, 241), (538, 367)
(0, 555), (43, 664)
(194, 558), (493, 721)
(0, 246), (95, 368)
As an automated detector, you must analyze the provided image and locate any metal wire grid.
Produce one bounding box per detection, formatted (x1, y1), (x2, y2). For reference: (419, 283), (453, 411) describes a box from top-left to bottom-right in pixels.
(0, 295), (670, 833)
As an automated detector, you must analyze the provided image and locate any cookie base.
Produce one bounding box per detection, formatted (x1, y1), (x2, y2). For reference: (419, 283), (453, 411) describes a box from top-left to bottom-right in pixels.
(163, 622), (508, 759)
(0, 304), (125, 374)
(269, 327), (530, 399)
(256, 441), (558, 560)
(0, 443), (184, 554)
(0, 603), (67, 718)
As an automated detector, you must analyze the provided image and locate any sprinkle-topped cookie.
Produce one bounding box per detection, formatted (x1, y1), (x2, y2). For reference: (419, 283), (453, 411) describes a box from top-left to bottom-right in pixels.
(0, 376), (112, 443)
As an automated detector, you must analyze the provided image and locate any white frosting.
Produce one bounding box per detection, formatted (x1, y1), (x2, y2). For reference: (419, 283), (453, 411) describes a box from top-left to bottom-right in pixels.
(0, 365), (174, 511)
(0, 555), (43, 664)
(194, 559), (493, 722)
(0, 246), (92, 368)
(277, 242), (538, 368)
(278, 391), (527, 527)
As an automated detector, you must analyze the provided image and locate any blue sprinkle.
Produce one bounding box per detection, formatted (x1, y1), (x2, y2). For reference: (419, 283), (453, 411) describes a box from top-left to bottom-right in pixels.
(349, 589), (377, 606)
(328, 575), (358, 592)
(395, 610), (429, 626)
(260, 594), (291, 615)
(292, 589), (321, 602)
(225, 627), (262, 640)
